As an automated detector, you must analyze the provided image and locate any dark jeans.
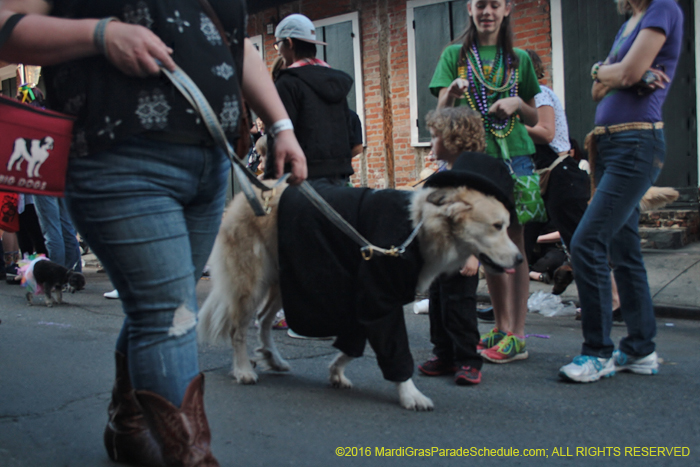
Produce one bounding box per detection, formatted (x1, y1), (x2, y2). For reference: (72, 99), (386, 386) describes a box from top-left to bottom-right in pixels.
(17, 203), (48, 257)
(571, 129), (664, 358)
(428, 271), (481, 369)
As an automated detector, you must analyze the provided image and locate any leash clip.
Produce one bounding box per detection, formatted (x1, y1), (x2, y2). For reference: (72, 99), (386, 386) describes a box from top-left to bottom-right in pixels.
(361, 247), (374, 261)
(386, 246), (403, 257)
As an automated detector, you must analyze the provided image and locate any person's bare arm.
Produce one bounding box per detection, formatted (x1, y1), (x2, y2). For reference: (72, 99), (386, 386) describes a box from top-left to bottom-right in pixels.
(0, 0), (175, 75)
(240, 39), (307, 184)
(595, 28), (668, 89)
(525, 105), (555, 144)
(436, 78), (469, 109)
(591, 81), (611, 102)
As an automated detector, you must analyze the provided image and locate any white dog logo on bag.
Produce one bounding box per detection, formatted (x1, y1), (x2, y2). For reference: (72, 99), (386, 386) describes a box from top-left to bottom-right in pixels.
(6, 137), (54, 178)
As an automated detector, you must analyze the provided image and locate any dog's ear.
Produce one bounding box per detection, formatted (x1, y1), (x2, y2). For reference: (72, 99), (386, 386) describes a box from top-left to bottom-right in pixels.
(426, 188), (452, 206)
(445, 199), (473, 220)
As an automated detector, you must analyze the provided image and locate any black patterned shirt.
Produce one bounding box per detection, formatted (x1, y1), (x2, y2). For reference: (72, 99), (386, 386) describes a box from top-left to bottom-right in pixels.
(44, 0), (246, 157)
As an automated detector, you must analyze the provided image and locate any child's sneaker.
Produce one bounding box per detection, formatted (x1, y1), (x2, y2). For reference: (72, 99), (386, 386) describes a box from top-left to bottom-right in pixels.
(613, 350), (658, 375)
(418, 357), (457, 376)
(476, 328), (506, 352)
(481, 333), (528, 363)
(272, 316), (288, 330)
(559, 355), (615, 382)
(454, 365), (481, 385)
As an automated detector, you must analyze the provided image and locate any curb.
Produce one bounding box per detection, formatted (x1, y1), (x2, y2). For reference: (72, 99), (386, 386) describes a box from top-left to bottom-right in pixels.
(477, 294), (700, 321)
(652, 304), (700, 321)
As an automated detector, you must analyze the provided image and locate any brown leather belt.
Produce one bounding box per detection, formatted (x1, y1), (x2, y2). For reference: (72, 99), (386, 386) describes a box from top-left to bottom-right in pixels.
(592, 121), (664, 135)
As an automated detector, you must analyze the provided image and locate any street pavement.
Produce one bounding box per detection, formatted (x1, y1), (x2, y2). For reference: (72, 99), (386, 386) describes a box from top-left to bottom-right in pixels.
(1, 244), (699, 467)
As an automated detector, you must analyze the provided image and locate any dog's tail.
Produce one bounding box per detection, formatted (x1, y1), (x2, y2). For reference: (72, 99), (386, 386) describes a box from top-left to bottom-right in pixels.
(640, 186), (679, 212)
(197, 239), (237, 345)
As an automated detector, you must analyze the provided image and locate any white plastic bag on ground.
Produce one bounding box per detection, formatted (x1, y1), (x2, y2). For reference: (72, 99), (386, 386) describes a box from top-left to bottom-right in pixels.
(527, 290), (577, 317)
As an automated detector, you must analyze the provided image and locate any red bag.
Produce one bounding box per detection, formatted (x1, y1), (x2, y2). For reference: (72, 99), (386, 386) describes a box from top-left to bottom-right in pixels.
(0, 191), (20, 233)
(0, 94), (75, 197)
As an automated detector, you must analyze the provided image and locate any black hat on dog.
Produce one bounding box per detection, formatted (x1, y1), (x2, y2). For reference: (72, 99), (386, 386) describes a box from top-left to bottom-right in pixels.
(424, 152), (516, 216)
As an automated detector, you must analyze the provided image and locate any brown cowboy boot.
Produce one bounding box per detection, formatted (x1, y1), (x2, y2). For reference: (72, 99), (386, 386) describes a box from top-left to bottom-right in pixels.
(104, 352), (165, 466)
(136, 373), (220, 467)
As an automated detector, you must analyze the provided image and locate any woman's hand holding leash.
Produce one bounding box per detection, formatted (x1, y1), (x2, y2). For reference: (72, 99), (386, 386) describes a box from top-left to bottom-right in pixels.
(273, 129), (307, 185)
(100, 20), (175, 77)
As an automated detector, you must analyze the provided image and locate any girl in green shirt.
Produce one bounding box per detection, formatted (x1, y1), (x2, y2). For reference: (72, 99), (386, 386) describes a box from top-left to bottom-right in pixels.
(429, 0), (540, 364)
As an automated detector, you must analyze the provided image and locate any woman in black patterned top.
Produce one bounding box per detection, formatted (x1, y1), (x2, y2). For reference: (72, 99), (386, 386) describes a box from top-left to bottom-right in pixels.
(0, 1), (307, 465)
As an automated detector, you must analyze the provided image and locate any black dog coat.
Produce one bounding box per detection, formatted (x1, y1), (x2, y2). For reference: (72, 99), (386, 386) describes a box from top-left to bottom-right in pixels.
(278, 179), (423, 382)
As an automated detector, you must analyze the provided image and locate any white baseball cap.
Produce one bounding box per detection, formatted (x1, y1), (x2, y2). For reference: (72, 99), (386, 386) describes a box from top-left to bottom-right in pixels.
(275, 14), (327, 45)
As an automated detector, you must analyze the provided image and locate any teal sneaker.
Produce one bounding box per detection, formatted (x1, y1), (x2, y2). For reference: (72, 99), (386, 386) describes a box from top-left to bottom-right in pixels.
(559, 355), (615, 383)
(613, 350), (658, 375)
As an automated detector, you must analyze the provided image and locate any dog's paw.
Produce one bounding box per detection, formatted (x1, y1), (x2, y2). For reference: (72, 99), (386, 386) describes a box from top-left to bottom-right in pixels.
(255, 349), (291, 372)
(397, 379), (434, 411)
(329, 353), (354, 389)
(268, 358), (291, 372)
(232, 368), (259, 385)
(330, 372), (353, 389)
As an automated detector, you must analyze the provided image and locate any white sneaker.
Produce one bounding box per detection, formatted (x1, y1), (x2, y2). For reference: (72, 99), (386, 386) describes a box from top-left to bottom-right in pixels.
(104, 289), (120, 299)
(559, 355), (615, 383)
(613, 350), (658, 375)
(413, 299), (429, 314)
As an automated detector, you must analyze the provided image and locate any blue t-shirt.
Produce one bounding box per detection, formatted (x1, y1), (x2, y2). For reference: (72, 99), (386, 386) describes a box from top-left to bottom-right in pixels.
(595, 0), (684, 126)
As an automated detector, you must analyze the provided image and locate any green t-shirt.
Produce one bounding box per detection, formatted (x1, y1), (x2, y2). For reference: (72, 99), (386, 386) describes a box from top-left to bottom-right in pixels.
(429, 44), (541, 159)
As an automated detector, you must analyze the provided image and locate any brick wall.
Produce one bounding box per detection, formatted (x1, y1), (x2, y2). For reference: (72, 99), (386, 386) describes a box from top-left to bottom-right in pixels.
(248, 0), (553, 188)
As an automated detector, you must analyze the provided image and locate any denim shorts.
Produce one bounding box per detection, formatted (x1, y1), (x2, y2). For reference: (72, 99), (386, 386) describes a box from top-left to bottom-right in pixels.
(509, 155), (535, 177)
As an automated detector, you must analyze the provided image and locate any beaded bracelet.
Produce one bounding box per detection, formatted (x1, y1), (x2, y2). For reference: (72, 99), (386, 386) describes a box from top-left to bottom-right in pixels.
(591, 61), (603, 82)
(94, 17), (120, 59)
(268, 119), (294, 138)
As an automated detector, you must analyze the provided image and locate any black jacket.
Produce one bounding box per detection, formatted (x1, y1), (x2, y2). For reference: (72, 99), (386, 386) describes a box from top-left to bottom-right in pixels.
(278, 180), (423, 382)
(275, 66), (355, 179)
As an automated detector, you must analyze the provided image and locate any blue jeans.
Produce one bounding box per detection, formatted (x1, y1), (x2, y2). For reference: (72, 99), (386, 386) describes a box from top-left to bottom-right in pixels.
(65, 136), (229, 406)
(33, 195), (82, 272)
(570, 129), (664, 359)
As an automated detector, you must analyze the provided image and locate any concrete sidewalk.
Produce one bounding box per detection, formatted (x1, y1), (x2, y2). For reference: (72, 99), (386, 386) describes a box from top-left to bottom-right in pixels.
(81, 241), (700, 320)
(477, 241), (700, 320)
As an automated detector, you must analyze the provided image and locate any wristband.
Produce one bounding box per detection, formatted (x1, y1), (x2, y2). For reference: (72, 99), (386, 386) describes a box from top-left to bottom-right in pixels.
(591, 61), (603, 82)
(268, 119), (294, 138)
(94, 17), (120, 59)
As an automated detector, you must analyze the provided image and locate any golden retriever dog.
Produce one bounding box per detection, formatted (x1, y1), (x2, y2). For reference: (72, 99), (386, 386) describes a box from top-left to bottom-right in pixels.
(198, 156), (522, 410)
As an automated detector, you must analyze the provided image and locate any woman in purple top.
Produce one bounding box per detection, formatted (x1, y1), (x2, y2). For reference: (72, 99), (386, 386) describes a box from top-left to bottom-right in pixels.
(559, 0), (683, 383)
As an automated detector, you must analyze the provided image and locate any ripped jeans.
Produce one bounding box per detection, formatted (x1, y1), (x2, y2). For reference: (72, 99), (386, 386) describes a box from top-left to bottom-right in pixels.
(65, 136), (229, 406)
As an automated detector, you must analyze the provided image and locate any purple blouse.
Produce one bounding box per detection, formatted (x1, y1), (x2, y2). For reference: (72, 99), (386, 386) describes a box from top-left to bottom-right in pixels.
(595, 0), (684, 126)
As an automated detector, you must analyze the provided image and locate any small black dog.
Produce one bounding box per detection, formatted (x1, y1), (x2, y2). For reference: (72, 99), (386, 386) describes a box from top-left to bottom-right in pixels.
(26, 259), (86, 307)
